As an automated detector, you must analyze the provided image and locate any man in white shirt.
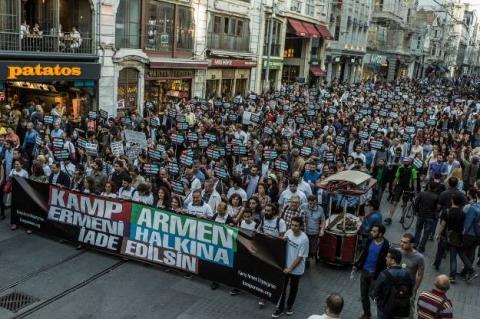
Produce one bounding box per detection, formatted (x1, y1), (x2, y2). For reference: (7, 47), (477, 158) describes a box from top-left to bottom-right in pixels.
(184, 179), (221, 212)
(186, 190), (213, 219)
(272, 216), (309, 318)
(278, 181), (307, 208)
(257, 203), (287, 237)
(308, 293), (344, 319)
(227, 176), (248, 202)
(351, 144), (366, 164)
(118, 176), (135, 200)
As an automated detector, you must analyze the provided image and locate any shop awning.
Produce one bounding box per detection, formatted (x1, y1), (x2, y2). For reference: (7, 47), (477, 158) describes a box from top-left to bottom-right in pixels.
(302, 22), (320, 38)
(316, 24), (334, 40)
(288, 19), (309, 37)
(310, 66), (326, 77)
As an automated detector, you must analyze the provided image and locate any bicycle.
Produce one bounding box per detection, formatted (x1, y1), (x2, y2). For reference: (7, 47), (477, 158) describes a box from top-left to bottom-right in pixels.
(400, 191), (416, 230)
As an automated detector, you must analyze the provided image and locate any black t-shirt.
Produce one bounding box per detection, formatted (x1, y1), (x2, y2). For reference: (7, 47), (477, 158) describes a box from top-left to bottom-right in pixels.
(440, 207), (465, 235)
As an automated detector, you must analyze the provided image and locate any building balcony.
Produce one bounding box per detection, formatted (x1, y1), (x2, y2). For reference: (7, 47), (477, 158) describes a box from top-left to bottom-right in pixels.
(0, 31), (95, 57)
(372, 11), (405, 29)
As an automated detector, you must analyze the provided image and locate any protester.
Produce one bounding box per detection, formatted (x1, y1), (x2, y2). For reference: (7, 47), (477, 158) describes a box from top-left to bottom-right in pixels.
(399, 233), (425, 319)
(353, 224), (390, 319)
(417, 274), (453, 319)
(413, 182), (440, 253)
(308, 293), (344, 319)
(303, 195), (325, 264)
(372, 248), (414, 319)
(272, 216), (308, 317)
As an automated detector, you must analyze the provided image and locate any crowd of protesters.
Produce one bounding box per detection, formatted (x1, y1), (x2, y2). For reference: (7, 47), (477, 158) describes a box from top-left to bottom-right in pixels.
(1, 76), (480, 318)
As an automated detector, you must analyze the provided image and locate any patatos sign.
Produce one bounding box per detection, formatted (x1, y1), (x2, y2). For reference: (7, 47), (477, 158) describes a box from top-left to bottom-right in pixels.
(0, 61), (101, 81)
(7, 64), (81, 79)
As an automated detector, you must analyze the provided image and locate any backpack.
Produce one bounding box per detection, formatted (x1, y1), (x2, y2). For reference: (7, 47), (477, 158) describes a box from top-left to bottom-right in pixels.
(467, 203), (480, 236)
(398, 166), (413, 188)
(383, 271), (412, 317)
(258, 216), (281, 235)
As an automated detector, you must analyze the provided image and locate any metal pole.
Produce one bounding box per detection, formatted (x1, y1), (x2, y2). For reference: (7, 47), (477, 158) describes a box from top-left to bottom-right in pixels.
(264, 9), (274, 93)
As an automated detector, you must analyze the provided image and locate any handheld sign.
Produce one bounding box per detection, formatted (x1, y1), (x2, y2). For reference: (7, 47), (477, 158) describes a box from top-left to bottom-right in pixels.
(371, 140), (383, 150)
(100, 110), (109, 119)
(171, 180), (185, 195)
(148, 149), (162, 161)
(263, 149), (278, 160)
(88, 111), (97, 120)
(54, 149), (69, 161)
(233, 145), (247, 156)
(293, 137), (304, 147)
(214, 166), (229, 180)
(171, 133), (185, 145)
(111, 141), (124, 156)
(405, 126), (416, 135)
(204, 133), (217, 143)
(302, 129), (314, 139)
(44, 115), (54, 125)
(325, 152), (334, 162)
(274, 159), (289, 172)
(144, 163), (160, 175)
(150, 118), (160, 127)
(180, 154), (194, 167)
(263, 127), (274, 135)
(413, 158), (423, 169)
(52, 137), (64, 149)
(167, 162), (179, 175)
(187, 132), (199, 142)
(85, 142), (98, 157)
(300, 146), (313, 157)
(206, 148), (221, 160)
(335, 136), (346, 145)
(176, 121), (189, 130)
(228, 114), (238, 122)
(359, 130), (369, 140)
(198, 138), (209, 148)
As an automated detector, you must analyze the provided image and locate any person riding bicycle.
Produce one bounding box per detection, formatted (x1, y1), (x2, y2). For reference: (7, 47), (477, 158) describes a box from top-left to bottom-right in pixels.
(385, 158), (418, 225)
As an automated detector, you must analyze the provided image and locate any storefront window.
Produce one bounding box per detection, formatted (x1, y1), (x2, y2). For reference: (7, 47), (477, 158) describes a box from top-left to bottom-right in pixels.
(221, 79), (234, 98)
(208, 14), (249, 52)
(118, 68), (139, 109)
(282, 65), (299, 83)
(116, 0), (141, 49)
(263, 18), (282, 57)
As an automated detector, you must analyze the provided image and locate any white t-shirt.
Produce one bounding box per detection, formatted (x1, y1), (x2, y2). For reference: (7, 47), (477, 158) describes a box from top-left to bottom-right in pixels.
(285, 229), (309, 275)
(101, 192), (117, 199)
(187, 202), (213, 218)
(118, 187), (135, 200)
(132, 193), (154, 206)
(278, 189), (307, 208)
(10, 169), (29, 178)
(258, 217), (287, 237)
(308, 315), (338, 319)
(240, 220), (256, 231)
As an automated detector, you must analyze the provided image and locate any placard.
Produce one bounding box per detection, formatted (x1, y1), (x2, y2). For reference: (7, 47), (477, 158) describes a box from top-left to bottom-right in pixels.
(325, 152), (334, 162)
(405, 126), (416, 134)
(187, 132), (198, 142)
(171, 180), (185, 195)
(171, 133), (185, 145)
(228, 114), (238, 122)
(148, 149), (162, 161)
(88, 111), (97, 120)
(413, 158), (423, 169)
(77, 137), (87, 149)
(44, 115), (54, 125)
(302, 129), (314, 139)
(206, 149), (221, 160)
(144, 163), (160, 175)
(177, 121), (189, 130)
(233, 145), (247, 155)
(359, 131), (369, 140)
(111, 141), (124, 157)
(35, 135), (43, 146)
(370, 123), (379, 130)
(100, 110), (109, 119)
(263, 127), (274, 135)
(371, 140), (383, 150)
(205, 133), (217, 143)
(166, 162), (179, 175)
(214, 166), (229, 180)
(124, 130), (147, 148)
(198, 138), (209, 148)
(52, 137), (64, 149)
(150, 118), (160, 127)
(293, 137), (304, 147)
(263, 149), (278, 160)
(300, 146), (313, 157)
(180, 154), (194, 167)
(85, 142), (98, 156)
(335, 136), (346, 145)
(274, 159), (289, 172)
(295, 116), (305, 124)
(53, 149), (69, 160)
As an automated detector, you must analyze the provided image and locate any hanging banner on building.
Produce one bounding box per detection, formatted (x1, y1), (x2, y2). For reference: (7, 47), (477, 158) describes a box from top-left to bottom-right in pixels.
(11, 178), (286, 302)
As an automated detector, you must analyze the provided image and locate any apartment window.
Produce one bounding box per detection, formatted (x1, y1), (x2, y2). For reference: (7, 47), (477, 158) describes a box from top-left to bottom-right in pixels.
(208, 14), (250, 51)
(291, 0), (302, 13)
(144, 1), (194, 54)
(263, 18), (282, 57)
(284, 38), (302, 58)
(306, 0), (315, 17)
(334, 16), (341, 41)
(116, 0), (141, 49)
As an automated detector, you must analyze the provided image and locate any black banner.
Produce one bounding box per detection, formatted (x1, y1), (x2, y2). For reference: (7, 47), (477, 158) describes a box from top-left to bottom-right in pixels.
(12, 177), (286, 302)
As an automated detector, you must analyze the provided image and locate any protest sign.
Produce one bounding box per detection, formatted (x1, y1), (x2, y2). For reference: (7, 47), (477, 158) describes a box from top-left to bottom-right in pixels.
(274, 159), (288, 171)
(325, 152), (334, 162)
(143, 163), (160, 175)
(233, 145), (247, 156)
(413, 158), (423, 169)
(88, 111), (97, 120)
(177, 122), (189, 130)
(198, 138), (209, 148)
(171, 133), (185, 145)
(180, 154), (194, 167)
(124, 130), (147, 148)
(335, 136), (346, 145)
(44, 115), (54, 125)
(85, 142), (98, 156)
(371, 140), (383, 150)
(148, 149), (162, 161)
(100, 110), (109, 119)
(206, 149), (221, 160)
(214, 166), (229, 180)
(52, 138), (64, 150)
(187, 132), (199, 142)
(54, 149), (69, 161)
(126, 144), (141, 160)
(111, 141), (124, 157)
(166, 162), (179, 175)
(263, 150), (278, 160)
(300, 146), (313, 157)
(263, 127), (274, 135)
(11, 178), (286, 302)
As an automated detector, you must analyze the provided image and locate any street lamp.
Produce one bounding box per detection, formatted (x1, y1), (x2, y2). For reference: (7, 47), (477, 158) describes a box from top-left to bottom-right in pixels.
(263, 2), (279, 93)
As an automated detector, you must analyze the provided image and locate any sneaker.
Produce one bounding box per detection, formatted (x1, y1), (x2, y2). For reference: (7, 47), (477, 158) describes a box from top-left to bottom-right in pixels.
(183, 274), (193, 279)
(230, 288), (241, 296)
(10, 224), (17, 231)
(399, 216), (405, 224)
(26, 229), (32, 234)
(384, 218), (392, 225)
(449, 276), (456, 284)
(431, 263), (440, 271)
(258, 299), (265, 307)
(210, 282), (219, 290)
(476, 259), (480, 267)
(272, 309), (283, 318)
(285, 308), (294, 315)
(466, 272), (478, 282)
(0, 214), (5, 220)
(357, 315), (371, 319)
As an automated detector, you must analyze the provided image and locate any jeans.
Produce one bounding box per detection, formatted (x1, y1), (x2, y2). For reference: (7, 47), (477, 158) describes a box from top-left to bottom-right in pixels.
(277, 274), (301, 311)
(462, 235), (480, 274)
(360, 271), (375, 317)
(433, 238), (448, 268)
(414, 216), (436, 251)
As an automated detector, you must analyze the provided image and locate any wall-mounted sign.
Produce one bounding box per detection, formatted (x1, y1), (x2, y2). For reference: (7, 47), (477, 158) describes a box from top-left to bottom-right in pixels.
(209, 59), (257, 68)
(0, 61), (101, 81)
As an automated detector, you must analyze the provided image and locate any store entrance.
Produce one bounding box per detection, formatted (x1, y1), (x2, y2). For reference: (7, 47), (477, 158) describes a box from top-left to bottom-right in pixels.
(3, 80), (96, 123)
(145, 79), (191, 111)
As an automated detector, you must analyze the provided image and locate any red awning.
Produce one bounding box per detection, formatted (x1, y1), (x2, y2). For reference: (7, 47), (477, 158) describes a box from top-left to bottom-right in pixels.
(302, 22), (320, 38)
(310, 67), (326, 77)
(288, 19), (309, 37)
(316, 24), (334, 40)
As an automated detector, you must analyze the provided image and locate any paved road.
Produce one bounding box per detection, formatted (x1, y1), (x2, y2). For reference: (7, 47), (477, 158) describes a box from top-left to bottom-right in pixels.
(0, 197), (479, 319)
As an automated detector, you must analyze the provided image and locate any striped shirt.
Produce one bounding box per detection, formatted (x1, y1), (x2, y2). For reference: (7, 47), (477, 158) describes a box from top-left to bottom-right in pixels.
(417, 289), (453, 319)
